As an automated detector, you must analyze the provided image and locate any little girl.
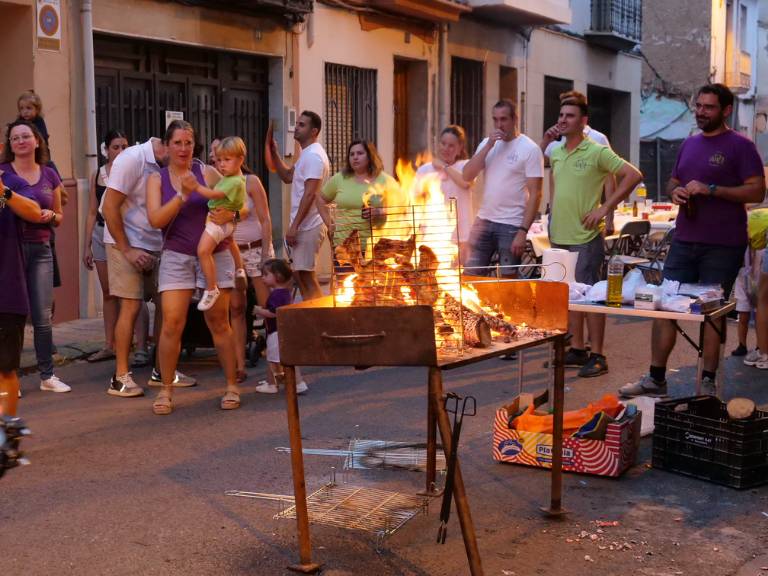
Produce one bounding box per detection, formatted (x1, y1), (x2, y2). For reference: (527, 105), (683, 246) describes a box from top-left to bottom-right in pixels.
(254, 259), (308, 394)
(186, 136), (247, 311)
(17, 90), (51, 148)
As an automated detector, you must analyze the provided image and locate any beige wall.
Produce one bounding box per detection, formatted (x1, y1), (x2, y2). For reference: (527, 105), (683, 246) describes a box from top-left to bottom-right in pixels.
(0, 1), (35, 132)
(298, 3), (438, 175)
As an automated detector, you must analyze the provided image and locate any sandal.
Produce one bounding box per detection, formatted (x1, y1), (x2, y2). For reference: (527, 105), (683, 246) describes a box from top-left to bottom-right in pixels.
(87, 348), (116, 363)
(220, 390), (241, 410)
(152, 392), (173, 416)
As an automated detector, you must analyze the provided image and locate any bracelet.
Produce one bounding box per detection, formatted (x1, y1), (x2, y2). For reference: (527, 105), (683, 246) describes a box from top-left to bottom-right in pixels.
(175, 190), (186, 202)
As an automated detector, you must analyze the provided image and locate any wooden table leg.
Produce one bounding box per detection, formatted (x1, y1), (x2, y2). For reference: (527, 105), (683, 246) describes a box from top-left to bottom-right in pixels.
(543, 336), (566, 517)
(429, 367), (484, 576)
(424, 368), (438, 494)
(284, 365), (322, 574)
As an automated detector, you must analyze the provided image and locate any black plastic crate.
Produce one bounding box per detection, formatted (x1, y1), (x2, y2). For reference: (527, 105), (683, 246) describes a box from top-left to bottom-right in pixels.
(652, 396), (768, 489)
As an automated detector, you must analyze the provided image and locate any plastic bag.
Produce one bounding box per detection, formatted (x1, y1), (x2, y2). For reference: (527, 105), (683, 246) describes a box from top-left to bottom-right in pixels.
(586, 280), (607, 302)
(660, 294), (692, 313)
(621, 269), (646, 303)
(511, 394), (623, 435)
(568, 282), (590, 302)
(748, 208), (768, 250)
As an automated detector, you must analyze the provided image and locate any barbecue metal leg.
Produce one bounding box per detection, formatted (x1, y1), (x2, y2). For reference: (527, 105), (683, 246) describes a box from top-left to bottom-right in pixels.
(542, 336), (566, 518)
(424, 375), (439, 495)
(429, 367), (484, 576)
(284, 365), (322, 574)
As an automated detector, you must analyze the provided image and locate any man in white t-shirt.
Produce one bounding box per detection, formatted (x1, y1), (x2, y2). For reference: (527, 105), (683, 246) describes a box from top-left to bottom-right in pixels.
(101, 134), (196, 398)
(463, 99), (544, 277)
(270, 110), (330, 300)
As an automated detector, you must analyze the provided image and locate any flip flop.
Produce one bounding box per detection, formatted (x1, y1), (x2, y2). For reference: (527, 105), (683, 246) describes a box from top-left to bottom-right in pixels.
(152, 393), (173, 416)
(87, 348), (116, 363)
(220, 390), (241, 410)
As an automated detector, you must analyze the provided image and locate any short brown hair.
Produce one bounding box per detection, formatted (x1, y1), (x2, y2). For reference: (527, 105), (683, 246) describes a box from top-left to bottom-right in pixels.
(559, 90), (588, 116)
(493, 99), (516, 117)
(3, 120), (49, 165)
(342, 140), (383, 178)
(262, 258), (293, 283)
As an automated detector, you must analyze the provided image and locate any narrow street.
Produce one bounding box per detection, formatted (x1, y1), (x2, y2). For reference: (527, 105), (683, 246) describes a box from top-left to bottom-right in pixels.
(3, 316), (766, 575)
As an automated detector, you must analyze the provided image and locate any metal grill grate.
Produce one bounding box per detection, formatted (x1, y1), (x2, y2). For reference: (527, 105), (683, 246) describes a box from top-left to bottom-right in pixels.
(325, 63), (378, 174)
(277, 484), (429, 537)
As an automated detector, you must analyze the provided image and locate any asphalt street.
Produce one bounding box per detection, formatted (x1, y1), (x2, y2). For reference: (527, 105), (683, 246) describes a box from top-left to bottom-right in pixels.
(2, 315), (768, 575)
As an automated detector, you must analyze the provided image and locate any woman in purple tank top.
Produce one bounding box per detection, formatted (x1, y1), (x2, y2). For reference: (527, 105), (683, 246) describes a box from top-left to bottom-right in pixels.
(146, 120), (243, 415)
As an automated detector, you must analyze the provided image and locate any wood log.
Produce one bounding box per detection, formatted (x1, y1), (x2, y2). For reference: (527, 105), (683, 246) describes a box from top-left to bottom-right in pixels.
(727, 397), (756, 420)
(443, 292), (493, 348)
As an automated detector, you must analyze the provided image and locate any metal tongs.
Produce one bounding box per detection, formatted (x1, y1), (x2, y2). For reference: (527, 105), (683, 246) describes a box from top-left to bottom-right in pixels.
(437, 392), (476, 544)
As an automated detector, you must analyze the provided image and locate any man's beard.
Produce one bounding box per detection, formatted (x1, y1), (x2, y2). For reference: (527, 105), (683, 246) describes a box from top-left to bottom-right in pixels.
(696, 115), (724, 134)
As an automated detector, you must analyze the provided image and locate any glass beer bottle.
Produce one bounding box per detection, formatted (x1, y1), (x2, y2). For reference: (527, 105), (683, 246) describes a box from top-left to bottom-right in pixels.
(606, 256), (624, 307)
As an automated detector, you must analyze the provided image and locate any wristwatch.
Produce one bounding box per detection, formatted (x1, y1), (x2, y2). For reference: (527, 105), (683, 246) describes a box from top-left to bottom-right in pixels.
(2, 186), (11, 200)
(233, 210), (241, 223)
(708, 184), (717, 196)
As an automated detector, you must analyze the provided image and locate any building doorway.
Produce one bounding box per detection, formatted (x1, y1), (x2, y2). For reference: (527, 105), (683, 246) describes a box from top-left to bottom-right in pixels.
(393, 58), (428, 166)
(93, 34), (269, 180)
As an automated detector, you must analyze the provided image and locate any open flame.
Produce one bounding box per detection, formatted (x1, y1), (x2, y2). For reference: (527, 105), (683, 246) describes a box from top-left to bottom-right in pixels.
(331, 153), (519, 351)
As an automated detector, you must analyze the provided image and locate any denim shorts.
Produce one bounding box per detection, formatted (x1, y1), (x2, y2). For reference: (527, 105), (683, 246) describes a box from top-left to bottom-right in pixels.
(466, 218), (521, 275)
(663, 240), (744, 297)
(91, 224), (107, 262)
(158, 249), (235, 293)
(550, 234), (605, 285)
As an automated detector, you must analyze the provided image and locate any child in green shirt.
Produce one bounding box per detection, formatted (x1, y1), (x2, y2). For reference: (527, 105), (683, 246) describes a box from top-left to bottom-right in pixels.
(190, 136), (247, 310)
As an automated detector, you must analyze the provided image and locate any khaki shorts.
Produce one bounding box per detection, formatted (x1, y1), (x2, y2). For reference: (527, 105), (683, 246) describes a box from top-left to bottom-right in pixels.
(287, 223), (326, 271)
(158, 248), (235, 293)
(106, 243), (159, 300)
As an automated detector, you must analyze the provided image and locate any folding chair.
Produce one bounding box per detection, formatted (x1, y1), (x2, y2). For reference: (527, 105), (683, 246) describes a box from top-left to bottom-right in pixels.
(635, 227), (675, 285)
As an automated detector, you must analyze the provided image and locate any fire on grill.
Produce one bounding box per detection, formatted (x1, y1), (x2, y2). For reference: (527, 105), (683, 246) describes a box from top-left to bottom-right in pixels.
(328, 158), (560, 355)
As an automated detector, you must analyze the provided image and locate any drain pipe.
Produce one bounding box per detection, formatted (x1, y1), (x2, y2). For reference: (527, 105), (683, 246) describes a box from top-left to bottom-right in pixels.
(438, 22), (450, 132)
(80, 0), (98, 317)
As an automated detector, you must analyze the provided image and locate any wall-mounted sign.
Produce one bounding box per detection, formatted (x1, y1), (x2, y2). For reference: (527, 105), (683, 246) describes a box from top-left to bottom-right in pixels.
(165, 110), (184, 129)
(37, 0), (61, 52)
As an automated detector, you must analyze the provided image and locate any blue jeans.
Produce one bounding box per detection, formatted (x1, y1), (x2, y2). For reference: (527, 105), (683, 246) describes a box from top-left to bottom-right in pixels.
(23, 242), (55, 380)
(466, 218), (521, 276)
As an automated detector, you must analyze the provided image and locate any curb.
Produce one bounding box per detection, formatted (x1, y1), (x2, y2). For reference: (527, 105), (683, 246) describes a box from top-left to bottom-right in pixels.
(20, 341), (104, 375)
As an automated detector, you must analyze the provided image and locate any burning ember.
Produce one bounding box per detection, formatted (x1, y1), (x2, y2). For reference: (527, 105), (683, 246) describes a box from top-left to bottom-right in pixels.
(330, 156), (549, 354)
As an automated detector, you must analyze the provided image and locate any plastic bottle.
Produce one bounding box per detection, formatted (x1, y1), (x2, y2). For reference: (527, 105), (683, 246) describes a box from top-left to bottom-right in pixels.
(606, 256), (624, 307)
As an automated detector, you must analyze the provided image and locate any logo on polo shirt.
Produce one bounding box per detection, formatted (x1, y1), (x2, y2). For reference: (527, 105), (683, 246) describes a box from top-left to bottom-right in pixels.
(574, 159), (588, 171)
(709, 152), (725, 167)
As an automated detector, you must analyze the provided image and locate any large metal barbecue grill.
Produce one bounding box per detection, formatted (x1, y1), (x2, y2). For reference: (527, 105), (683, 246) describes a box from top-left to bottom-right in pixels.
(277, 203), (569, 575)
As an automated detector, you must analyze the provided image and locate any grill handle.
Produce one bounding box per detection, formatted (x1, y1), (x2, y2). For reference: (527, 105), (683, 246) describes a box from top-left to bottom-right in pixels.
(321, 331), (386, 344)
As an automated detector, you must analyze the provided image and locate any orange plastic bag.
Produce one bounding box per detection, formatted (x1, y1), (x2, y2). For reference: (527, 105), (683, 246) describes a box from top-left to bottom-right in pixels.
(511, 394), (623, 435)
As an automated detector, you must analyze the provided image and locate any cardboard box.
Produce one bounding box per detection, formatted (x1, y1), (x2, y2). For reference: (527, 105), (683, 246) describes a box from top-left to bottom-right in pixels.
(493, 405), (642, 477)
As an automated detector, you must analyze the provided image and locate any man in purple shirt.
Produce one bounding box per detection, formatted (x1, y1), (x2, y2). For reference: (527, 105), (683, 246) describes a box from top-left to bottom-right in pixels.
(620, 84), (765, 398)
(0, 170), (44, 416)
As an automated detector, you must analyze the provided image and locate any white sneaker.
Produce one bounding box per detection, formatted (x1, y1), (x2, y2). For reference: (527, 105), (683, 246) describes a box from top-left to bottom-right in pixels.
(743, 348), (765, 366)
(296, 381), (308, 395)
(756, 356), (768, 370)
(197, 287), (221, 311)
(255, 380), (279, 394)
(108, 373), (144, 398)
(40, 375), (71, 393)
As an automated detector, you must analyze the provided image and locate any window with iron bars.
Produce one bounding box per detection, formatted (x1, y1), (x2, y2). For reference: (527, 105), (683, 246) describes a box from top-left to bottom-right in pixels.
(590, 0), (642, 42)
(451, 57), (484, 154)
(325, 63), (377, 174)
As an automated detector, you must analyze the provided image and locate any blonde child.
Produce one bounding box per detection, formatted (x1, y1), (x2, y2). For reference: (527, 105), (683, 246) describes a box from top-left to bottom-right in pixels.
(254, 259), (308, 394)
(17, 90), (51, 148)
(186, 136), (248, 310)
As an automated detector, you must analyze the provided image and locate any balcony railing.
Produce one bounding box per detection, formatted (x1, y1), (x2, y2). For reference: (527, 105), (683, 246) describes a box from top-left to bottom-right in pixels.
(725, 51), (753, 94)
(585, 0), (642, 51)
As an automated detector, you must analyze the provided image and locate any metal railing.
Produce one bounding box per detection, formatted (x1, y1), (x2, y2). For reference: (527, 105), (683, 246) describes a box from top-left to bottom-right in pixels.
(590, 0), (642, 42)
(325, 63), (378, 174)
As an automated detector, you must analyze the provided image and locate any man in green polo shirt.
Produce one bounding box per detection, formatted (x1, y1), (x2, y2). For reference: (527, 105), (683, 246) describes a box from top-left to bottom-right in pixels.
(544, 94), (643, 377)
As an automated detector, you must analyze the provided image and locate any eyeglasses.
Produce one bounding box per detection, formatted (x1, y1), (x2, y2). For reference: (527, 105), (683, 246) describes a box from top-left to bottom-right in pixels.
(10, 134), (34, 143)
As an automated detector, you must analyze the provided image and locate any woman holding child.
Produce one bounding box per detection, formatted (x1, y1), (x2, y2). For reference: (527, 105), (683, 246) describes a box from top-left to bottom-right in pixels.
(146, 120), (240, 415)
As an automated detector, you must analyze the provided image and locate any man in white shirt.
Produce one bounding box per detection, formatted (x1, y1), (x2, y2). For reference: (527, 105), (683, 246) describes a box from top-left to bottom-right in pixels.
(270, 110), (330, 300)
(101, 135), (196, 397)
(463, 99), (544, 277)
